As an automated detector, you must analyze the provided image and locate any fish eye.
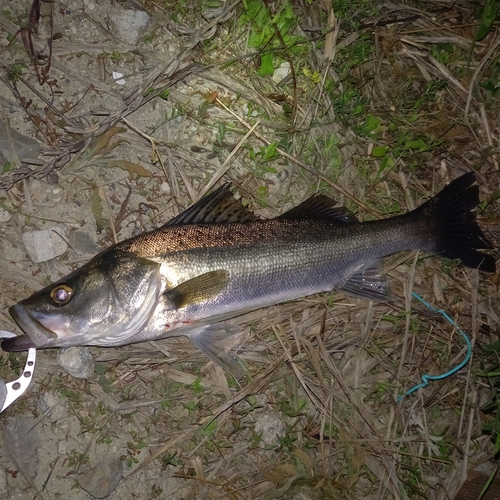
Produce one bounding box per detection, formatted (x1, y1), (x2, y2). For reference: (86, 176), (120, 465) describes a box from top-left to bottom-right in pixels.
(50, 284), (74, 305)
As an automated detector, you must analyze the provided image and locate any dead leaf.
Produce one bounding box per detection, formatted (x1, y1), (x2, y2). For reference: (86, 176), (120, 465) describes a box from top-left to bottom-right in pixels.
(292, 447), (313, 475)
(109, 160), (151, 177)
(262, 468), (289, 484)
(92, 126), (127, 155)
(91, 186), (106, 231)
(204, 90), (218, 103)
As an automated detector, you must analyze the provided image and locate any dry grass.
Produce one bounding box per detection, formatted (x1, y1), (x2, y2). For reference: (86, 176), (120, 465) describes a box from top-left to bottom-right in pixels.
(0, 0), (499, 499)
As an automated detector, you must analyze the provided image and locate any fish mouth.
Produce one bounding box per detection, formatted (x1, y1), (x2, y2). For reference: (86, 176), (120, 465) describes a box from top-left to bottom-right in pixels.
(2, 304), (59, 352)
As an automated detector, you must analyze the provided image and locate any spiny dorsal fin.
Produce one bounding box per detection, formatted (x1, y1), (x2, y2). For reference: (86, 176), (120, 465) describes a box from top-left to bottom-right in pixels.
(278, 194), (358, 222)
(164, 270), (230, 309)
(164, 184), (259, 226)
(337, 260), (391, 302)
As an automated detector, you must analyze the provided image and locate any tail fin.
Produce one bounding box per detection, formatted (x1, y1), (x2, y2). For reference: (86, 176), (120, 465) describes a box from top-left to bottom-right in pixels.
(413, 173), (495, 272)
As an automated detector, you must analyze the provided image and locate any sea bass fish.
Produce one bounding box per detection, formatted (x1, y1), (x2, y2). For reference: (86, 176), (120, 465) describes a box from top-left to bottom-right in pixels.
(1, 173), (496, 369)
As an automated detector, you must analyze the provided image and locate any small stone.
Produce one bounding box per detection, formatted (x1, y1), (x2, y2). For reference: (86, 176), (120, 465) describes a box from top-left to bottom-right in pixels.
(46, 172), (59, 185)
(69, 231), (100, 255)
(37, 391), (68, 420)
(83, 0), (96, 10)
(77, 457), (123, 499)
(109, 8), (149, 45)
(0, 120), (40, 164)
(272, 62), (291, 83)
(254, 413), (286, 448)
(0, 208), (12, 223)
(57, 347), (95, 379)
(22, 228), (68, 263)
(264, 165), (292, 194)
(58, 439), (69, 455)
(161, 182), (171, 193)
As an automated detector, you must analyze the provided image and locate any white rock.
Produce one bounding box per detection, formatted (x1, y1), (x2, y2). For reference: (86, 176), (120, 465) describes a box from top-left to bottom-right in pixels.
(22, 227), (68, 263)
(254, 413), (286, 448)
(272, 62), (291, 83)
(83, 0), (96, 10)
(0, 208), (12, 223)
(58, 347), (95, 379)
(161, 181), (171, 193)
(58, 439), (69, 455)
(112, 71), (126, 85)
(110, 8), (149, 45)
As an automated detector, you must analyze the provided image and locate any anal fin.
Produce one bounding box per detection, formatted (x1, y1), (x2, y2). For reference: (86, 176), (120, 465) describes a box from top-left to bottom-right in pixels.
(337, 260), (391, 303)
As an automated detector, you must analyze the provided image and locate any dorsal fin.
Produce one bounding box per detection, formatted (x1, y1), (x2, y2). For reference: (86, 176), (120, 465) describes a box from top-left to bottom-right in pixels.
(278, 194), (358, 222)
(163, 184), (259, 226)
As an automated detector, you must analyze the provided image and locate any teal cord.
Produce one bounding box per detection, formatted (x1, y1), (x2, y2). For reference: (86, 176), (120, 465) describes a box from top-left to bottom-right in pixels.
(397, 292), (472, 402)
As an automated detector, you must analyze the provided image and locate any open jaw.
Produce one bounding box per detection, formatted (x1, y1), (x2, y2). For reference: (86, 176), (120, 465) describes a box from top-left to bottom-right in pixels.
(1, 304), (60, 352)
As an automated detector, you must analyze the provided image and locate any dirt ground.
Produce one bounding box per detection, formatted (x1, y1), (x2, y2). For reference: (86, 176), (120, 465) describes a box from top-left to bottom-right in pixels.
(0, 0), (499, 499)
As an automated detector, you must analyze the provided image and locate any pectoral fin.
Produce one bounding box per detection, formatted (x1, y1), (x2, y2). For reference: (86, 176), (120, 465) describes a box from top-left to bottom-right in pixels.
(337, 260), (392, 303)
(164, 270), (230, 309)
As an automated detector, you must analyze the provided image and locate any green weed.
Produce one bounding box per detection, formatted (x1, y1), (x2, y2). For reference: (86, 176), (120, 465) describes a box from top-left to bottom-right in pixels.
(6, 62), (27, 81)
(479, 341), (500, 455)
(161, 451), (181, 468)
(239, 0), (306, 77)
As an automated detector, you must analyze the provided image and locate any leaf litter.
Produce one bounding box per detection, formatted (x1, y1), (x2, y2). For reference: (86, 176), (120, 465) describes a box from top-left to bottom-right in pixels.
(0, 0), (499, 499)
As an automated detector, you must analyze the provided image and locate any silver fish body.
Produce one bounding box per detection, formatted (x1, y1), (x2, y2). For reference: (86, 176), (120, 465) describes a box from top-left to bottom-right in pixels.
(2, 173), (496, 368)
(118, 216), (429, 343)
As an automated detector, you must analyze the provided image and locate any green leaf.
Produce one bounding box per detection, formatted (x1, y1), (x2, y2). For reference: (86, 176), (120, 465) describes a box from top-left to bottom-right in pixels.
(7, 63), (27, 81)
(364, 114), (380, 133)
(159, 89), (170, 100)
(95, 364), (106, 375)
(262, 142), (278, 161)
(2, 161), (14, 174)
(372, 146), (388, 157)
(160, 399), (172, 409)
(202, 420), (218, 436)
(495, 429), (500, 455)
(407, 139), (428, 150)
(258, 52), (274, 77)
(190, 376), (204, 394)
(352, 103), (364, 115)
(476, 0), (499, 41)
